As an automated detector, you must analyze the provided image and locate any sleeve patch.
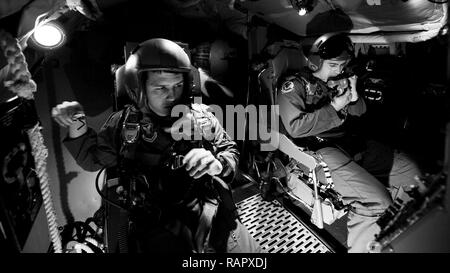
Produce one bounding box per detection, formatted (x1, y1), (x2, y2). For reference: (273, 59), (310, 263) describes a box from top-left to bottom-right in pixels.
(281, 81), (294, 94)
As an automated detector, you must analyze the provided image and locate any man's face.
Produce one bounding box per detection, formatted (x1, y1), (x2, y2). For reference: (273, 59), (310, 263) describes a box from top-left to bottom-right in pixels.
(319, 59), (349, 80)
(145, 71), (184, 116)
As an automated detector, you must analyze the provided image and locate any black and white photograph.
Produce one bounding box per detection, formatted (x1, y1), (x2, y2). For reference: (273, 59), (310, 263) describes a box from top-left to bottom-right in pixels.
(0, 0), (449, 266)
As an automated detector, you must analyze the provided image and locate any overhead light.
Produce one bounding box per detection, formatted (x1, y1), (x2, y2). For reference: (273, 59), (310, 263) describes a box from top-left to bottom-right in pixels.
(31, 22), (65, 49)
(298, 7), (308, 16)
(290, 0), (315, 16)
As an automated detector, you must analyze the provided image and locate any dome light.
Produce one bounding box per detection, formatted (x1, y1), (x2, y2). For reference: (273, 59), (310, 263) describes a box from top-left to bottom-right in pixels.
(32, 23), (65, 49)
(290, 0), (315, 16)
(298, 7), (307, 16)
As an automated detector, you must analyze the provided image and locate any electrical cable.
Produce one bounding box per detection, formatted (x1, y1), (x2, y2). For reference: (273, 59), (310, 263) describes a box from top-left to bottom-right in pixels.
(95, 167), (130, 211)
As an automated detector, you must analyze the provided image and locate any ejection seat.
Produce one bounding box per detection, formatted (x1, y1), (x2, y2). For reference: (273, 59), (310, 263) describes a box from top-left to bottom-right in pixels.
(254, 40), (348, 230)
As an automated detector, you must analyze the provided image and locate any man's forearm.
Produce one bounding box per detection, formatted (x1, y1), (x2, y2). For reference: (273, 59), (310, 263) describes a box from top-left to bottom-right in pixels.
(281, 105), (343, 138)
(68, 114), (88, 138)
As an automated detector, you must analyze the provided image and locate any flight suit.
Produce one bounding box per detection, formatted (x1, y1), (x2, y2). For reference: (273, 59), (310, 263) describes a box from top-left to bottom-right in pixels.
(278, 70), (420, 252)
(63, 103), (262, 253)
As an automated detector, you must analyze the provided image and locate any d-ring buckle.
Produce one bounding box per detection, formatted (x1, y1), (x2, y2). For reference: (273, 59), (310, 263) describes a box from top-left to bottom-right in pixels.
(171, 155), (185, 170)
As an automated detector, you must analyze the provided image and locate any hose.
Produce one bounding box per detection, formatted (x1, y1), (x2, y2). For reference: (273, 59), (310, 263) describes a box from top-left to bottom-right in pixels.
(95, 166), (130, 211)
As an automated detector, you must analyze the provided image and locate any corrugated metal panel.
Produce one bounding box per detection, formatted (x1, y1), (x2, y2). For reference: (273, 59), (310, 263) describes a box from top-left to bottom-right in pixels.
(237, 194), (331, 253)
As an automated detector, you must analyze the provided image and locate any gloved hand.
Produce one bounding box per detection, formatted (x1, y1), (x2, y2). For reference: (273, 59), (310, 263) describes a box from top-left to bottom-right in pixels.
(348, 75), (359, 102)
(182, 148), (223, 179)
(51, 101), (87, 138)
(51, 101), (85, 127)
(330, 88), (352, 112)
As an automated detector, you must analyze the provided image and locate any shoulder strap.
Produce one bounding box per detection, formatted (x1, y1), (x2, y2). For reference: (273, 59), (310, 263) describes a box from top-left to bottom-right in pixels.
(115, 107), (128, 156)
(116, 105), (142, 162)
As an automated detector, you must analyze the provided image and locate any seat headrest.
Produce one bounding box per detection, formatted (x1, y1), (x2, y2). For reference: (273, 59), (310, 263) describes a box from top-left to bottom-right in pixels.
(113, 64), (133, 110)
(258, 43), (307, 105)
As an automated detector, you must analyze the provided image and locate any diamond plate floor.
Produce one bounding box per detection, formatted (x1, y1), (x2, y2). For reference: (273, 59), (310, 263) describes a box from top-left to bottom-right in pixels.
(236, 194), (332, 253)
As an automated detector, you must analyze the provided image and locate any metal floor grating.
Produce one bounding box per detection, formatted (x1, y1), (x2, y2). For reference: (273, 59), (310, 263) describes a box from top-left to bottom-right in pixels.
(237, 194), (331, 253)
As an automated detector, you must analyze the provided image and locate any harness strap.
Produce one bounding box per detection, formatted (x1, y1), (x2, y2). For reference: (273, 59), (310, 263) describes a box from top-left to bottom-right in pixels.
(307, 154), (335, 190)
